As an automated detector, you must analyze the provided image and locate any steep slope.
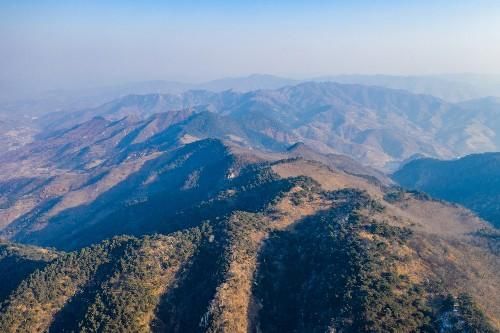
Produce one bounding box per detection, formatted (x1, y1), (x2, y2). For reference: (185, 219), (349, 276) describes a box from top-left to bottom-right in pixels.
(144, 111), (287, 152)
(0, 111), (391, 250)
(0, 111), (241, 213)
(0, 107), (286, 248)
(0, 122), (310, 251)
(0, 234), (200, 332)
(0, 115), (180, 236)
(392, 152), (500, 228)
(0, 165), (498, 332)
(0, 138), (271, 248)
(0, 241), (59, 303)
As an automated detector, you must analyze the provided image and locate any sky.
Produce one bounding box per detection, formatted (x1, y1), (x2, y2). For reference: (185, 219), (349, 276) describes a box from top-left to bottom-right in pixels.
(1, 0), (500, 91)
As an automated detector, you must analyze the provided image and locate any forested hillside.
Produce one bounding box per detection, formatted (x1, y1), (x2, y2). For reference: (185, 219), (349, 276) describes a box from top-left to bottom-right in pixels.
(393, 153), (500, 228)
(1, 155), (498, 332)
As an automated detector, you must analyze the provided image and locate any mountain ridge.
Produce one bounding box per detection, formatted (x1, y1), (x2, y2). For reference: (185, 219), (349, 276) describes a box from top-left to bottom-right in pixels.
(1, 163), (498, 331)
(34, 81), (500, 169)
(392, 152), (500, 228)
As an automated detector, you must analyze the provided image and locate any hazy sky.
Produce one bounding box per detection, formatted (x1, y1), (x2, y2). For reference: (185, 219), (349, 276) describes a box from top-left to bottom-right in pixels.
(1, 0), (500, 91)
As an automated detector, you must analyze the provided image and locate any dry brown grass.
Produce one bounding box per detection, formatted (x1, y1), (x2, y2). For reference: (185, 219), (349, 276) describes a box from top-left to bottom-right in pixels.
(206, 229), (266, 333)
(0, 198), (39, 229)
(408, 233), (500, 329)
(270, 186), (331, 230)
(206, 186), (331, 333)
(384, 197), (488, 237)
(272, 158), (499, 329)
(0, 152), (162, 232)
(47, 153), (161, 218)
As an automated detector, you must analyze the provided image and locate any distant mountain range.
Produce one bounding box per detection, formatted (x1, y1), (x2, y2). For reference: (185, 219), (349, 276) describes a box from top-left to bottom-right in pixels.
(393, 153), (500, 228)
(3, 73), (500, 118)
(34, 81), (500, 170)
(317, 74), (500, 102)
(0, 74), (298, 117)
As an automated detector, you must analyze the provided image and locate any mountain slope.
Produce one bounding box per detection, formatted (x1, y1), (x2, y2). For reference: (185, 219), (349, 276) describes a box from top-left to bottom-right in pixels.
(0, 241), (59, 303)
(0, 113), (388, 250)
(0, 111), (286, 248)
(286, 142), (392, 185)
(36, 81), (500, 169)
(392, 152), (500, 228)
(1, 136), (298, 250)
(37, 91), (232, 131)
(0, 170), (498, 332)
(1, 131), (499, 331)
